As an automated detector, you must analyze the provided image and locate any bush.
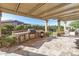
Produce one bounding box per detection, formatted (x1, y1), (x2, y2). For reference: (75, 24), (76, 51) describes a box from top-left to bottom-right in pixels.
(2, 24), (14, 35)
(70, 27), (75, 31)
(15, 25), (25, 30)
(0, 35), (16, 47)
(47, 32), (53, 37)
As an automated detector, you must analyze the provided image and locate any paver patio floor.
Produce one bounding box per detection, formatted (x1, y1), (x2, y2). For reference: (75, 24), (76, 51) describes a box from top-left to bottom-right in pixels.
(0, 36), (79, 56)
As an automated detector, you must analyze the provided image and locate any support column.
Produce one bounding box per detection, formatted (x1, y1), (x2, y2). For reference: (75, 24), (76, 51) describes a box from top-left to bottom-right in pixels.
(0, 13), (2, 37)
(64, 21), (67, 32)
(45, 20), (48, 33)
(64, 21), (69, 36)
(57, 20), (61, 36)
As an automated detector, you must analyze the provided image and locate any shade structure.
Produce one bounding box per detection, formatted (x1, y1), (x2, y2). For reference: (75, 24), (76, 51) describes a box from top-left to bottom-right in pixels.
(0, 3), (79, 20)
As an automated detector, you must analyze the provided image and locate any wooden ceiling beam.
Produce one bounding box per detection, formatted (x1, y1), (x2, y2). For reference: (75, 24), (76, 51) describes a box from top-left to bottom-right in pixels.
(45, 11), (79, 19)
(36, 3), (69, 16)
(0, 7), (45, 20)
(59, 13), (79, 17)
(27, 3), (45, 15)
(59, 17), (79, 21)
(43, 4), (79, 19)
(47, 16), (79, 20)
(51, 8), (79, 17)
(16, 3), (20, 12)
(61, 15), (79, 20)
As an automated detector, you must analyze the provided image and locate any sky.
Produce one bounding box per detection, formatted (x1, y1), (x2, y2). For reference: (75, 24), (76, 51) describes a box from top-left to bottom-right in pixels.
(1, 12), (71, 26)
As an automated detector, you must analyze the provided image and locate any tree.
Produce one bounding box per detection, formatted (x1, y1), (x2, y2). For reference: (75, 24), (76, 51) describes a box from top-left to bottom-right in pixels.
(23, 25), (32, 30)
(48, 25), (64, 32)
(69, 20), (79, 31)
(2, 24), (14, 35)
(15, 25), (25, 30)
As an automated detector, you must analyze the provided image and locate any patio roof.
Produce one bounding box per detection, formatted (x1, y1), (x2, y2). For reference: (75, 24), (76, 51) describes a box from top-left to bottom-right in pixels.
(0, 3), (79, 20)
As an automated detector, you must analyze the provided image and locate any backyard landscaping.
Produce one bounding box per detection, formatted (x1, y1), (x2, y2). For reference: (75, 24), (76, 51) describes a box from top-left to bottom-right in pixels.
(0, 22), (64, 47)
(0, 36), (79, 56)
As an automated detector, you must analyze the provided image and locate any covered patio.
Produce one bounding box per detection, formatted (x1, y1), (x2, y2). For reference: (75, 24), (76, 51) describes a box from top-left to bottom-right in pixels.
(0, 3), (79, 37)
(0, 3), (79, 56)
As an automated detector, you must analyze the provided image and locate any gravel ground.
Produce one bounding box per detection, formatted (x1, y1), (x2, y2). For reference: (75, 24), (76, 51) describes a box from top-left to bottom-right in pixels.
(0, 36), (79, 56)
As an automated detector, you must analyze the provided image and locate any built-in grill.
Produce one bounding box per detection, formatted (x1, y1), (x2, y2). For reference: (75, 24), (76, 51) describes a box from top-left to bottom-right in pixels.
(27, 29), (36, 39)
(12, 29), (45, 44)
(28, 29), (36, 34)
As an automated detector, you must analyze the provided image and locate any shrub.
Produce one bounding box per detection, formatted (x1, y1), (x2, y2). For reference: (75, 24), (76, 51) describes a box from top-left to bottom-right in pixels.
(15, 25), (25, 30)
(0, 35), (16, 47)
(46, 32), (53, 37)
(2, 24), (14, 35)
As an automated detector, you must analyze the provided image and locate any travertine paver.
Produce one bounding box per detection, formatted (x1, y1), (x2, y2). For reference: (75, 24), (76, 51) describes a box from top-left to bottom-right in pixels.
(0, 51), (22, 56)
(0, 36), (79, 56)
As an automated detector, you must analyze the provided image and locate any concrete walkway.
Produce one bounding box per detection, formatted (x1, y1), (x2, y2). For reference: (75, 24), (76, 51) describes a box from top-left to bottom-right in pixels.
(0, 36), (79, 56)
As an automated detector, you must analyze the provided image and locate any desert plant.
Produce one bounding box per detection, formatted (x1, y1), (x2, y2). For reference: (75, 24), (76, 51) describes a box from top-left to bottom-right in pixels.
(2, 24), (14, 35)
(0, 35), (16, 47)
(69, 20), (79, 31)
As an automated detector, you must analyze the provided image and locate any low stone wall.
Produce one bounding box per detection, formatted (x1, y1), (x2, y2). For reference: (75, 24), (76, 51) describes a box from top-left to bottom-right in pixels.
(12, 30), (45, 44)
